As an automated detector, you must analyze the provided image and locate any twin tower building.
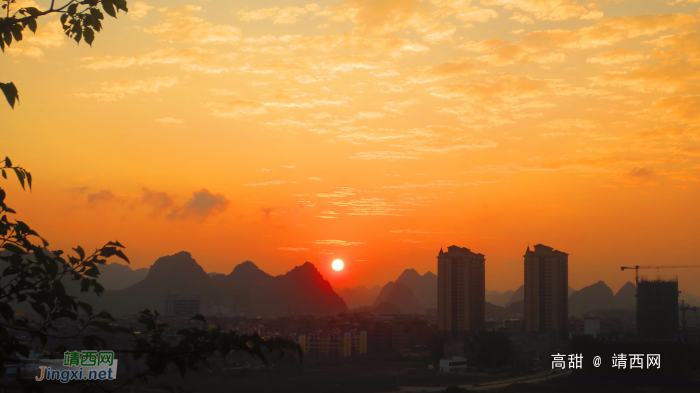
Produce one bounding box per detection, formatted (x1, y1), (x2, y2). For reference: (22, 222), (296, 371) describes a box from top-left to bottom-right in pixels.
(438, 244), (569, 338)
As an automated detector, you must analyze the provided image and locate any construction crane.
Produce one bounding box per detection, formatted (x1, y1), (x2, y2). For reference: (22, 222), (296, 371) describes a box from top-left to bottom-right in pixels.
(620, 265), (700, 312)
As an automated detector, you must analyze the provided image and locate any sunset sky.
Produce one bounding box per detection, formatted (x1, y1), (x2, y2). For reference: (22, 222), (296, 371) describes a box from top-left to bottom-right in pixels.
(3, 0), (700, 294)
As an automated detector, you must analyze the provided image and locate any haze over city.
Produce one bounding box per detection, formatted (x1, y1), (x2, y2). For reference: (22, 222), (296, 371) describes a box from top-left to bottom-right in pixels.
(3, 0), (700, 294)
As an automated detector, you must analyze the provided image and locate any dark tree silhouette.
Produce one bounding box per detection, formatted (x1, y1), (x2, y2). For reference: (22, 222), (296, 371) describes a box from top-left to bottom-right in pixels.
(1, 0), (129, 108)
(0, 158), (302, 393)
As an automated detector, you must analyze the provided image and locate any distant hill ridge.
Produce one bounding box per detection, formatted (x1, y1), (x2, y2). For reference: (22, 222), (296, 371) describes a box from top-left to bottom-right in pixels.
(90, 251), (347, 317)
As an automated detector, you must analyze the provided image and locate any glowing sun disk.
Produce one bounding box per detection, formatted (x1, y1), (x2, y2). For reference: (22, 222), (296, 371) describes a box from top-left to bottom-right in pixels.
(332, 259), (344, 271)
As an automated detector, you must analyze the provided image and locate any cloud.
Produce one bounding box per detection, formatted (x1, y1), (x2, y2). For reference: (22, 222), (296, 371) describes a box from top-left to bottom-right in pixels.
(238, 6), (312, 24)
(390, 229), (440, 234)
(357, 111), (385, 119)
(140, 188), (175, 215)
(156, 117), (184, 124)
(525, 13), (696, 50)
(381, 180), (465, 189)
(510, 12), (534, 24)
(456, 8), (499, 22)
(675, 146), (700, 156)
(317, 187), (357, 197)
(313, 239), (366, 246)
(625, 167), (656, 178)
(87, 190), (116, 206)
(539, 119), (598, 130)
(326, 0), (434, 35)
(278, 247), (310, 251)
(245, 180), (297, 186)
(170, 189), (230, 220)
(381, 99), (419, 114)
(307, 177), (322, 180)
(350, 151), (421, 161)
(330, 198), (412, 216)
(288, 32), (430, 55)
(591, 60), (700, 94)
(130, 2), (154, 19)
(79, 48), (236, 74)
(208, 100), (268, 118)
(145, 6), (242, 44)
(648, 95), (700, 124)
(407, 58), (484, 84)
(460, 38), (564, 66)
(4, 20), (66, 58)
(587, 49), (645, 65)
(75, 77), (178, 101)
(481, 0), (603, 21)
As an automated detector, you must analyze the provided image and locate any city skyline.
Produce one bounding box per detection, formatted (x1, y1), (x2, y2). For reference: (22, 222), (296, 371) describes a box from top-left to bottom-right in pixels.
(3, 0), (700, 292)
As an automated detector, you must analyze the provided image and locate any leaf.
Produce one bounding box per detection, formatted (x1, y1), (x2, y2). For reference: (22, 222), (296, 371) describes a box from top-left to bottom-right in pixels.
(95, 311), (115, 321)
(190, 314), (207, 324)
(3, 243), (26, 255)
(106, 240), (125, 248)
(73, 246), (85, 260)
(4, 157), (11, 167)
(1, 169), (6, 179)
(112, 0), (128, 12)
(84, 27), (95, 46)
(78, 301), (93, 316)
(114, 249), (130, 263)
(10, 24), (23, 43)
(3, 30), (12, 47)
(13, 168), (25, 189)
(67, 3), (78, 15)
(0, 83), (20, 109)
(30, 301), (47, 320)
(27, 18), (38, 34)
(102, 0), (117, 18)
(26, 171), (32, 190)
(0, 302), (14, 321)
(24, 7), (41, 17)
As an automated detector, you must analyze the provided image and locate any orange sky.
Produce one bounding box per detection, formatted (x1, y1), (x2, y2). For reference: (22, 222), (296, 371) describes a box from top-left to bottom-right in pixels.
(3, 0), (700, 294)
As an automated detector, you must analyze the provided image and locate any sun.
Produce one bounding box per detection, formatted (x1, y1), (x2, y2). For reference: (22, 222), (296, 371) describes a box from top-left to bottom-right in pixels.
(332, 259), (344, 271)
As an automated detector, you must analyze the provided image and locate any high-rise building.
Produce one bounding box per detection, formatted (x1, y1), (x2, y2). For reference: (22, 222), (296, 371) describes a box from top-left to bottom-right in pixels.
(637, 276), (679, 339)
(164, 293), (201, 317)
(524, 244), (568, 338)
(437, 245), (485, 333)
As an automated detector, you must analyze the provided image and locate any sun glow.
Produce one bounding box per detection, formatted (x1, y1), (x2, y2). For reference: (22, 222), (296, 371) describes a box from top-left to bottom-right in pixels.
(332, 259), (344, 271)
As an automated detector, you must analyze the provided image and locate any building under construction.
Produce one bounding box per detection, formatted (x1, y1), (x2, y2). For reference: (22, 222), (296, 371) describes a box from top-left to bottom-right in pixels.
(637, 276), (679, 340)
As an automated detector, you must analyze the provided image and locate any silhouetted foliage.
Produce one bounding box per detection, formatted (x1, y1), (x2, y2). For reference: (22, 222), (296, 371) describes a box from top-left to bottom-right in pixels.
(0, 158), (302, 392)
(1, 0), (129, 108)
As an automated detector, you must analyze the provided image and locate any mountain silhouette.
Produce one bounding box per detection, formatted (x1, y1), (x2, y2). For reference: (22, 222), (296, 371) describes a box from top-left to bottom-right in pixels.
(98, 263), (149, 290)
(336, 285), (382, 309)
(378, 281), (424, 314)
(396, 269), (437, 309)
(93, 251), (212, 316)
(373, 281), (396, 306)
(486, 289), (514, 307)
(373, 269), (437, 311)
(92, 252), (347, 317)
(506, 285), (524, 307)
(569, 280), (615, 317)
(614, 282), (637, 309)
